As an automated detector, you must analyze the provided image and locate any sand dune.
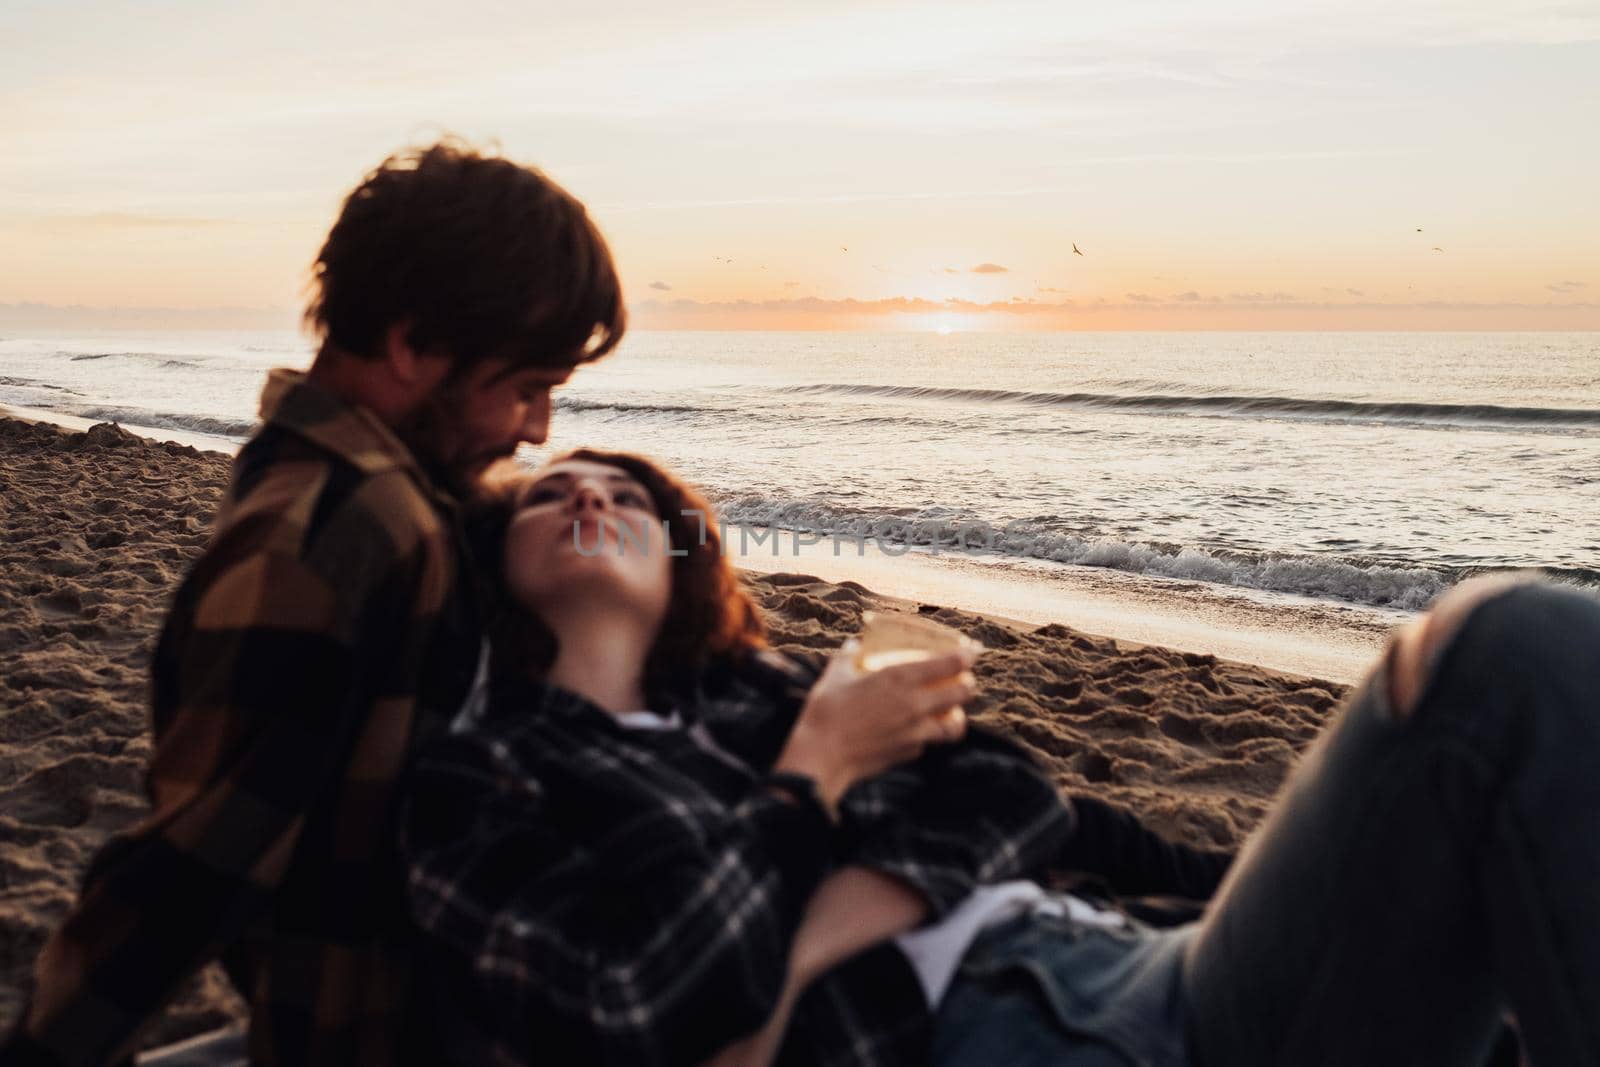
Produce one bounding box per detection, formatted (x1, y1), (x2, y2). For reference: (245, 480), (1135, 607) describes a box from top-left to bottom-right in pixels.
(0, 416), (1350, 1046)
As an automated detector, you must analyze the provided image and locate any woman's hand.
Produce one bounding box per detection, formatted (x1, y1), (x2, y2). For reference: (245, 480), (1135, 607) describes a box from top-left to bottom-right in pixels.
(773, 642), (977, 815)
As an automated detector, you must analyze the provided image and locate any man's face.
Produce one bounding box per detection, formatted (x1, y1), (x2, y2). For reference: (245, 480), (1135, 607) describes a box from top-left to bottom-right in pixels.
(399, 360), (574, 498)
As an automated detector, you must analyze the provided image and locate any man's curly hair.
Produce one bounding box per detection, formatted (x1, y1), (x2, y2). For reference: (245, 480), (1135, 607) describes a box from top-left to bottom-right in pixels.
(306, 139), (625, 373)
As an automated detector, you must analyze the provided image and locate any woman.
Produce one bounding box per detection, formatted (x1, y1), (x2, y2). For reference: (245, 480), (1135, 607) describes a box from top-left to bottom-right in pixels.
(401, 449), (1597, 1067)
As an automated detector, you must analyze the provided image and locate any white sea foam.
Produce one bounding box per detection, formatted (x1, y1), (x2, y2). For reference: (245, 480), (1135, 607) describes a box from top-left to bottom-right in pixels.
(714, 495), (1467, 610)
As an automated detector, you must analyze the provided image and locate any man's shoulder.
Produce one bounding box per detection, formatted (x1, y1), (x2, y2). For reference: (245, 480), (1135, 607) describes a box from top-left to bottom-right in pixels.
(226, 424), (452, 563)
(170, 426), (458, 624)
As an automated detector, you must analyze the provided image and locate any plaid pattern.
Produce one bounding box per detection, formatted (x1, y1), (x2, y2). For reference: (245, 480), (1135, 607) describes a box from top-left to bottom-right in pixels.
(7, 371), (483, 1067)
(401, 650), (1076, 1067)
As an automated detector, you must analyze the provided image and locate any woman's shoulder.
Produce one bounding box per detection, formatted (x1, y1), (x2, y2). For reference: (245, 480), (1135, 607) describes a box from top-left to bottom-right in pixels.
(743, 646), (827, 686)
(695, 646), (824, 709)
(681, 647), (824, 759)
(420, 671), (601, 776)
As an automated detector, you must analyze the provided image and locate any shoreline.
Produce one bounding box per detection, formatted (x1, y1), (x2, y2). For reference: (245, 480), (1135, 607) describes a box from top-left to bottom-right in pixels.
(0, 402), (242, 456)
(735, 540), (1396, 685)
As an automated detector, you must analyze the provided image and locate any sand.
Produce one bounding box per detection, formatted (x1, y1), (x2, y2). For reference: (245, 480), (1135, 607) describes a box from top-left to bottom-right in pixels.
(0, 417), (243, 1044)
(0, 415), (1353, 1046)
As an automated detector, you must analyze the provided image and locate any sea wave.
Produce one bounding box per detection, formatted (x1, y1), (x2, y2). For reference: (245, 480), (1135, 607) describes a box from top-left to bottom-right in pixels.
(712, 495), (1597, 610)
(63, 405), (257, 440)
(554, 394), (955, 432)
(0, 377), (76, 394)
(777, 384), (1600, 431)
(556, 396), (713, 416)
(61, 350), (201, 369)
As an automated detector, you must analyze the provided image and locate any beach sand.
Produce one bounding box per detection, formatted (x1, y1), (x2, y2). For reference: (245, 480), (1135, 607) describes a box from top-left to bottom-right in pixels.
(0, 415), (1354, 1046)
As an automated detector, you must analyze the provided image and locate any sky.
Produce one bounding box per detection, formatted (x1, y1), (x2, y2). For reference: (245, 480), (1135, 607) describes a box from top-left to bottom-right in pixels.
(3, 0), (1598, 331)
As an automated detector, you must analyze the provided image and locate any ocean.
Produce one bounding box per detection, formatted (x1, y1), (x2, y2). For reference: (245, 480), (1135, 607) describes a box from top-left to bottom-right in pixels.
(4, 329), (1596, 619)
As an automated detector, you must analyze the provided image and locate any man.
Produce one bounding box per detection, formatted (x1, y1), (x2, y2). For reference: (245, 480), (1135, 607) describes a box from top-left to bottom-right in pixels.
(1, 140), (625, 1066)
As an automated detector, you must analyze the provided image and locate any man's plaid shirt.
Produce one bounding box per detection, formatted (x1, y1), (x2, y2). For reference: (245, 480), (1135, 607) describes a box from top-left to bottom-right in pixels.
(401, 649), (1076, 1067)
(7, 371), (483, 1066)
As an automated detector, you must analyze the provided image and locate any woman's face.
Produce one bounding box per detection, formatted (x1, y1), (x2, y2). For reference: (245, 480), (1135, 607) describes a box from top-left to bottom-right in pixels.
(503, 459), (674, 628)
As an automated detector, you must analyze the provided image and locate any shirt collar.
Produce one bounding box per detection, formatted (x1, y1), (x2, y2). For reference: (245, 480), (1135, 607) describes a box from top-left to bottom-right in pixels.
(258, 368), (450, 503)
(484, 668), (703, 732)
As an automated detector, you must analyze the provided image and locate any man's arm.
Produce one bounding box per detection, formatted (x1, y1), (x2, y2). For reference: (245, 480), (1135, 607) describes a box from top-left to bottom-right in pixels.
(4, 539), (396, 1066)
(1054, 795), (1235, 899)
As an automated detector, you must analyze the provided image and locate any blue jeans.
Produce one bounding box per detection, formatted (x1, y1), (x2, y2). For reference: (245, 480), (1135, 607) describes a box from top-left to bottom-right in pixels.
(934, 583), (1600, 1066)
(933, 913), (1194, 1067)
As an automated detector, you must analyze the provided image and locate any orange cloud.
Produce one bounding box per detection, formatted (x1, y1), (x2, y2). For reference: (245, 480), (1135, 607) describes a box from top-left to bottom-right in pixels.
(628, 295), (1600, 331)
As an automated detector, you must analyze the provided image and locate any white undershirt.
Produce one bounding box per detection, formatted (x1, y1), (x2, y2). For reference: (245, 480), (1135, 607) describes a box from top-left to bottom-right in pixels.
(614, 708), (685, 731)
(893, 881), (1127, 1007)
(613, 709), (1128, 1009)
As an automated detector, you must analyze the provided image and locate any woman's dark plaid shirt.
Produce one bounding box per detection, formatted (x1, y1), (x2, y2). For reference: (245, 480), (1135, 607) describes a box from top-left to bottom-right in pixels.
(401, 650), (1076, 1067)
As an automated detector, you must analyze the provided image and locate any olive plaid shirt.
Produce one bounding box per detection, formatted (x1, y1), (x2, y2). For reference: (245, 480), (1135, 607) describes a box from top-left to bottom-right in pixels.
(401, 650), (1078, 1067)
(5, 371), (483, 1066)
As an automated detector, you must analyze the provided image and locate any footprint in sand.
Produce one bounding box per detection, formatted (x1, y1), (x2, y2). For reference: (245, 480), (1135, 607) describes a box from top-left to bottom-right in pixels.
(1076, 749), (1115, 783)
(33, 590), (83, 619)
(1158, 712), (1208, 747)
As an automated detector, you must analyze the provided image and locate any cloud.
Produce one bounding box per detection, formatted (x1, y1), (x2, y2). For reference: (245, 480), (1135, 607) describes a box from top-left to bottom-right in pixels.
(34, 212), (236, 232)
(621, 293), (1600, 333)
(1036, 285), (1068, 293)
(0, 302), (293, 329)
(970, 262), (1009, 274)
(635, 295), (1071, 317)
(627, 292), (1600, 322)
(784, 281), (801, 288)
(601, 186), (1083, 214)
(1347, 288), (1365, 297)
(1547, 280), (1587, 293)
(943, 267), (961, 274)
(1173, 291), (1202, 302)
(648, 281), (672, 291)
(1228, 291), (1297, 302)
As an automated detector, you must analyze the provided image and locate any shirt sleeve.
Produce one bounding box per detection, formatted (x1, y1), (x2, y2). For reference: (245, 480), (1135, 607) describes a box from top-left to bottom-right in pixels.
(1052, 795), (1235, 899)
(400, 732), (836, 1067)
(838, 726), (1075, 918)
(9, 524), (412, 1066)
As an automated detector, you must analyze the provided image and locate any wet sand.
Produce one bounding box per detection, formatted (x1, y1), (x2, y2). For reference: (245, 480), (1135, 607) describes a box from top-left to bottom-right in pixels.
(0, 415), (1353, 1045)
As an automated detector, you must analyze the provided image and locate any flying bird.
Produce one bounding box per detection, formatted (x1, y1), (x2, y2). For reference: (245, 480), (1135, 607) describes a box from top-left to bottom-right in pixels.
(840, 246), (849, 252)
(1433, 247), (1444, 253)
(1416, 228), (1423, 233)
(1072, 243), (1084, 256)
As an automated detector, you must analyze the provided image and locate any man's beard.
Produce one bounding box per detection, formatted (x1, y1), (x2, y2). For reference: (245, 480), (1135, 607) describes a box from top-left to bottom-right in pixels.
(392, 387), (508, 504)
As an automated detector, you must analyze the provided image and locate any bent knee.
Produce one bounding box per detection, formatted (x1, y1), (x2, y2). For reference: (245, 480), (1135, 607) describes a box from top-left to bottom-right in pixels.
(1388, 575), (1573, 719)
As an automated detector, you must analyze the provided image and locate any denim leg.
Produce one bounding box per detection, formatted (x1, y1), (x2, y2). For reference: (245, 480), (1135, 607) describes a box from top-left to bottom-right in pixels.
(932, 967), (1133, 1067)
(933, 914), (1195, 1067)
(1182, 582), (1600, 1067)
